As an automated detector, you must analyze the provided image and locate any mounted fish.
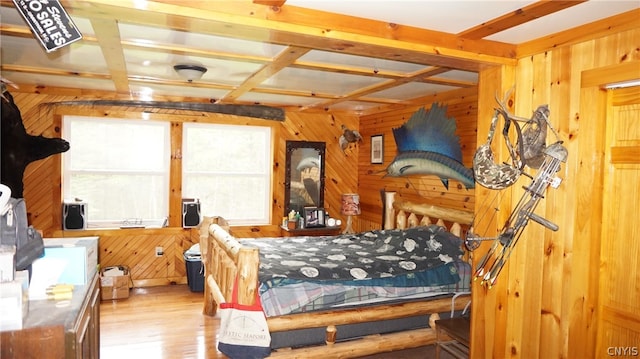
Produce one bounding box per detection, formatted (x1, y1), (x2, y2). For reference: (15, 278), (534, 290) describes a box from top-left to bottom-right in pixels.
(385, 103), (475, 190)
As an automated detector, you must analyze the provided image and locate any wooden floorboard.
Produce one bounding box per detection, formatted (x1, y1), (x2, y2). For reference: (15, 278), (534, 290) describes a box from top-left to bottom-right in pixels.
(99, 285), (455, 358)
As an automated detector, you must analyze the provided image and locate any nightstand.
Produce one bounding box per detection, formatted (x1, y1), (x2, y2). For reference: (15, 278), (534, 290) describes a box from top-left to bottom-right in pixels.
(435, 316), (470, 359)
(280, 226), (342, 237)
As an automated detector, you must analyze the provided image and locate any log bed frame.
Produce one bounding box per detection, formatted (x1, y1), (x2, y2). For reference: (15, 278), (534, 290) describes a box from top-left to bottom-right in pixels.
(198, 192), (474, 358)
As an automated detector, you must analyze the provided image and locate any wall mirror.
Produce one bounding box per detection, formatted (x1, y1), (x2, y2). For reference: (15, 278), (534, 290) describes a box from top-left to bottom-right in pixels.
(284, 141), (325, 216)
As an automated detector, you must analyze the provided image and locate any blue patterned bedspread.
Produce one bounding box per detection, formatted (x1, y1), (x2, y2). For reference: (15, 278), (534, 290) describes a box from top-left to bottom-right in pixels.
(239, 225), (464, 289)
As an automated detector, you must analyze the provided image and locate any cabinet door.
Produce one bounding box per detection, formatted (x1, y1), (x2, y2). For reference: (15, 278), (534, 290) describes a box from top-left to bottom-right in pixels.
(69, 274), (100, 359)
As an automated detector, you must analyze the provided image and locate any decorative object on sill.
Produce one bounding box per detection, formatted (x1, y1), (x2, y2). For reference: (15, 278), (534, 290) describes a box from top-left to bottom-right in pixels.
(173, 64), (207, 82)
(1, 84), (70, 198)
(339, 125), (363, 153)
(341, 193), (360, 234)
(304, 207), (325, 228)
(385, 103), (475, 190)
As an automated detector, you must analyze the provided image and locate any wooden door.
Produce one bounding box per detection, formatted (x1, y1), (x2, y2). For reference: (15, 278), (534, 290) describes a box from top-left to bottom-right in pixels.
(595, 86), (640, 357)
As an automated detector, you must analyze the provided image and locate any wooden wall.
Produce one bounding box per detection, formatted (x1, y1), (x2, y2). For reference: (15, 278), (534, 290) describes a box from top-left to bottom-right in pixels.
(357, 87), (478, 232)
(470, 28), (640, 358)
(13, 92), (358, 286)
(10, 23), (639, 359)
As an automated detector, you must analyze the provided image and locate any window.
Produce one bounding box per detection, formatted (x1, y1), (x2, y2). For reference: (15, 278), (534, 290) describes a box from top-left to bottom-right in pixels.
(62, 116), (170, 228)
(182, 123), (272, 225)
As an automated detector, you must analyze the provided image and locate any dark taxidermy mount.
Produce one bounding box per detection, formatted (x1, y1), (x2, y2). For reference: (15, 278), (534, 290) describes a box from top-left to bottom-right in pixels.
(339, 124), (363, 153)
(1, 84), (70, 198)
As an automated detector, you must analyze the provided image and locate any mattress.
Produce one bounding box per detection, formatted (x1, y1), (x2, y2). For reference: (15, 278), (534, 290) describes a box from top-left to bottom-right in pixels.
(238, 225), (471, 317)
(261, 260), (471, 316)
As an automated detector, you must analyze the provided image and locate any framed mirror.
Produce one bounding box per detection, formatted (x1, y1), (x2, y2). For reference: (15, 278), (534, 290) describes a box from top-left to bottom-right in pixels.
(284, 141), (325, 216)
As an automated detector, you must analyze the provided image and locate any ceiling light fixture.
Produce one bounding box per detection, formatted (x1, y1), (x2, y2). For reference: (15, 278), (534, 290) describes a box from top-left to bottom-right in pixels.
(173, 64), (207, 82)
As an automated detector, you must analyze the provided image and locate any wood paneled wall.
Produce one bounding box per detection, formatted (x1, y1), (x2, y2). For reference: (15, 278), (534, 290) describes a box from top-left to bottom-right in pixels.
(12, 93), (358, 285)
(10, 25), (639, 359)
(470, 28), (640, 359)
(357, 87), (478, 232)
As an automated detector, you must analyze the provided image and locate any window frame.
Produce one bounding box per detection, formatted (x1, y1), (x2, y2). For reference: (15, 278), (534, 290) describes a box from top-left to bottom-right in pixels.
(181, 122), (273, 226)
(62, 115), (171, 229)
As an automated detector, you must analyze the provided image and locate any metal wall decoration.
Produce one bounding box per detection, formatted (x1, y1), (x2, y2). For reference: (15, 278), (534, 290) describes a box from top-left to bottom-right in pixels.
(465, 96), (567, 288)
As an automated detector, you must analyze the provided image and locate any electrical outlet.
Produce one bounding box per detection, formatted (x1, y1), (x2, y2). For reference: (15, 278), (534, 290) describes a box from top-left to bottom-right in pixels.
(155, 246), (164, 257)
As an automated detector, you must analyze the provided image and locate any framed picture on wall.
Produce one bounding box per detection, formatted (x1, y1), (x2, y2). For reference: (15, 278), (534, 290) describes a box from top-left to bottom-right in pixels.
(371, 134), (384, 164)
(304, 207), (325, 228)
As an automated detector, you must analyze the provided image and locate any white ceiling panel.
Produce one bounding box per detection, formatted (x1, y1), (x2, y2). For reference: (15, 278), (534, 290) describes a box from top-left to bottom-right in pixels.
(1, 36), (108, 73)
(298, 50), (426, 74)
(2, 71), (116, 91)
(237, 92), (325, 107)
(368, 82), (460, 101)
(486, 1), (640, 43)
(128, 83), (230, 100)
(123, 48), (263, 85)
(1, 1), (636, 114)
(118, 23), (286, 58)
(261, 67), (386, 95)
(436, 70), (478, 83)
(286, 0), (531, 36)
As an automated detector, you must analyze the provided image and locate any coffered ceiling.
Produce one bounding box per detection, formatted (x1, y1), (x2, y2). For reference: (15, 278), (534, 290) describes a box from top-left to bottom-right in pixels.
(1, 0), (638, 115)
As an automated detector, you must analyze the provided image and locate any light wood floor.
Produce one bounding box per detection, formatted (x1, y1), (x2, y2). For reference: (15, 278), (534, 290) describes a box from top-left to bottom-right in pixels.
(100, 285), (454, 359)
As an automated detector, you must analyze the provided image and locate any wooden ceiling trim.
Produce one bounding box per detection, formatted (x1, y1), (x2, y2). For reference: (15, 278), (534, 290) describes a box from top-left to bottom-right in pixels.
(253, 0), (286, 7)
(254, 2), (517, 59)
(153, 0), (515, 59)
(129, 78), (234, 92)
(581, 60), (640, 89)
(218, 45), (311, 103)
(0, 24), (42, 38)
(1, 64), (112, 81)
(517, 8), (640, 58)
(290, 60), (404, 79)
(66, 0), (514, 70)
(89, 18), (130, 93)
(418, 77), (477, 88)
(120, 40), (269, 65)
(458, 0), (586, 40)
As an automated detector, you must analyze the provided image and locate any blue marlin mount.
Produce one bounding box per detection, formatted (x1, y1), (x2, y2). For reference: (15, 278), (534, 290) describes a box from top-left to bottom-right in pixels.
(385, 103), (475, 190)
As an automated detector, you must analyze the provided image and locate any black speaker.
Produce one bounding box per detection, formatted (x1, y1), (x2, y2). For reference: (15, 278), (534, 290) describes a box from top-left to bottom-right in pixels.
(182, 201), (201, 228)
(63, 202), (87, 230)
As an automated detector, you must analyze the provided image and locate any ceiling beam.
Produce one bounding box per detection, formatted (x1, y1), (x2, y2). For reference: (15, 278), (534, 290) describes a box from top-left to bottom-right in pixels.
(253, 0), (286, 7)
(517, 8), (640, 57)
(218, 45), (311, 103)
(89, 18), (130, 93)
(458, 0), (586, 40)
(65, 0), (515, 72)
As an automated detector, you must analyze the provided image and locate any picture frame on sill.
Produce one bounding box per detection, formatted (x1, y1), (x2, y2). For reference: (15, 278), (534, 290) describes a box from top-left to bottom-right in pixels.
(304, 207), (325, 228)
(371, 134), (383, 164)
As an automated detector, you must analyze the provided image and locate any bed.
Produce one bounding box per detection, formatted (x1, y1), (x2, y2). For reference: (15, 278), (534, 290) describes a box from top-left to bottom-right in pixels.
(199, 192), (474, 358)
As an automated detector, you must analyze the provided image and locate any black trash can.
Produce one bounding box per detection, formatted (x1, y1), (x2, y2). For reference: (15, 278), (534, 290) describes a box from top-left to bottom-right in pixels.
(184, 252), (205, 292)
